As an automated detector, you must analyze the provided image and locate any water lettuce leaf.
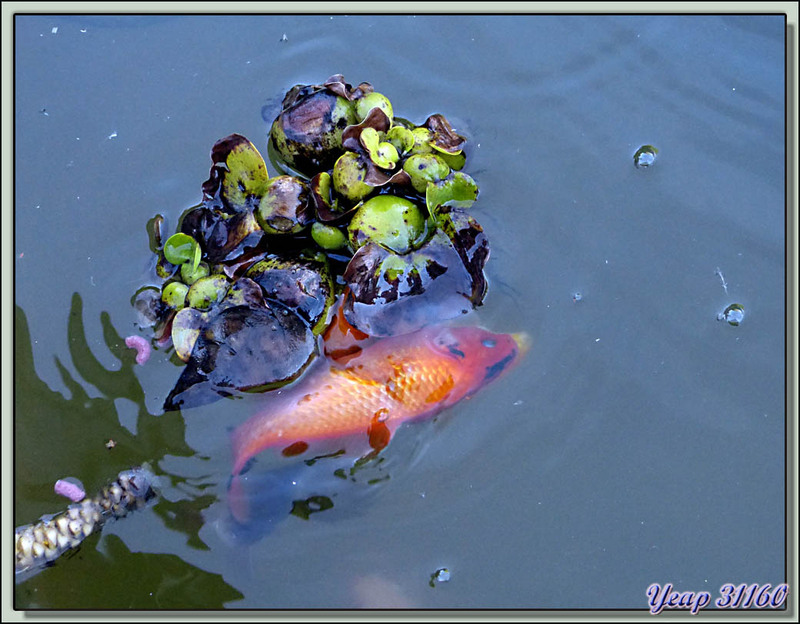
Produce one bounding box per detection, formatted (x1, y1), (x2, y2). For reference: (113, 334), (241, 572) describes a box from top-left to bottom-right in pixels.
(202, 134), (270, 214)
(163, 303), (317, 411)
(342, 215), (488, 336)
(426, 172), (479, 215)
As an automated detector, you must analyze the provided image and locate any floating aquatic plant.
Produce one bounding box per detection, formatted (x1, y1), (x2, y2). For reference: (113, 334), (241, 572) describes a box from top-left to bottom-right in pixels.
(135, 74), (493, 410)
(163, 233), (202, 273)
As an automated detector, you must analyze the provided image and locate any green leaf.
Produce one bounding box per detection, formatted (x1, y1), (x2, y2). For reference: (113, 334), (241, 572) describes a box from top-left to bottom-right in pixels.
(201, 134), (270, 213)
(163, 233), (201, 270)
(386, 125), (415, 154)
(374, 141), (399, 169)
(356, 126), (400, 170)
(425, 171), (480, 215)
(191, 237), (201, 272)
(438, 150), (466, 171)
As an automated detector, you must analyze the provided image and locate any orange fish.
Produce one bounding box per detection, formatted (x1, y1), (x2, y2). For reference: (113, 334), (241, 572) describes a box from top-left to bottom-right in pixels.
(230, 323), (528, 477)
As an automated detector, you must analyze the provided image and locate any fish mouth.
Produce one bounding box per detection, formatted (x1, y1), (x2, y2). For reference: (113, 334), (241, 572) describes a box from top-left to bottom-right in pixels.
(511, 332), (531, 355)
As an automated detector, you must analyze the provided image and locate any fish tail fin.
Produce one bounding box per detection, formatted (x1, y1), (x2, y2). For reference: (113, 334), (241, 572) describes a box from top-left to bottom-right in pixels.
(227, 473), (251, 525)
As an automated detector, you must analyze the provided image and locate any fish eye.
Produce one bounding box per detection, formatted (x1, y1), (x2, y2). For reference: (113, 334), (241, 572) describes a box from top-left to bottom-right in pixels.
(481, 338), (496, 348)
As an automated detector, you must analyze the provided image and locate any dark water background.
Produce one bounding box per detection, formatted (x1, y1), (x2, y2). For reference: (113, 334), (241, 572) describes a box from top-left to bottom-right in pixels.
(13, 13), (787, 610)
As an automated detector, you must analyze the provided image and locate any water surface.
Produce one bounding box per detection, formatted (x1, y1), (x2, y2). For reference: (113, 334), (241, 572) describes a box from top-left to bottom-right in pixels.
(13, 13), (786, 610)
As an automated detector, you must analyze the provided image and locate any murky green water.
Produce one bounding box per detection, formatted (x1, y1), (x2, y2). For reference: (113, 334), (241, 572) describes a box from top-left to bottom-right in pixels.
(13, 14), (786, 610)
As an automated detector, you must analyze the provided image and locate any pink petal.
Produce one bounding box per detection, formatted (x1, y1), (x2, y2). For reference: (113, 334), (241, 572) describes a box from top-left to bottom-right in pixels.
(125, 335), (151, 365)
(54, 478), (86, 502)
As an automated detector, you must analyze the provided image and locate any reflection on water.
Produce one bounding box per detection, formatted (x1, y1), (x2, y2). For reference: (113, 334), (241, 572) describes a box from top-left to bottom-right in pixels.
(14, 293), (430, 607)
(14, 297), (242, 607)
(220, 441), (398, 545)
(15, 533), (243, 609)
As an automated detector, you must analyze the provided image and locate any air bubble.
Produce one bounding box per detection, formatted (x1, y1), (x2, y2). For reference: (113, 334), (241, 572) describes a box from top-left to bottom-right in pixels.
(717, 303), (745, 326)
(429, 567), (451, 587)
(633, 145), (658, 169)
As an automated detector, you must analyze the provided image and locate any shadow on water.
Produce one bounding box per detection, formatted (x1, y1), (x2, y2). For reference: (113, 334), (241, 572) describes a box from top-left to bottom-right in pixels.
(218, 442), (396, 546)
(14, 295), (244, 608)
(15, 294), (412, 607)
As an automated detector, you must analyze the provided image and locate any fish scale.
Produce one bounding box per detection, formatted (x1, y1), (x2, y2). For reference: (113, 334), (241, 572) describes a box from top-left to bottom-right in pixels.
(230, 324), (526, 476)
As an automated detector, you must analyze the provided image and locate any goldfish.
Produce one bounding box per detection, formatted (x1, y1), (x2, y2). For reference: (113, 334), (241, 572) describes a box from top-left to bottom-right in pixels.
(230, 323), (528, 478)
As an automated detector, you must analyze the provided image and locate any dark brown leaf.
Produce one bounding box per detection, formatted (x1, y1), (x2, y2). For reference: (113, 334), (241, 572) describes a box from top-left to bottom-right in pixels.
(341, 107), (392, 152)
(323, 75), (373, 101)
(163, 303), (317, 411)
(181, 206), (263, 264)
(424, 114), (466, 155)
(341, 229), (484, 336)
